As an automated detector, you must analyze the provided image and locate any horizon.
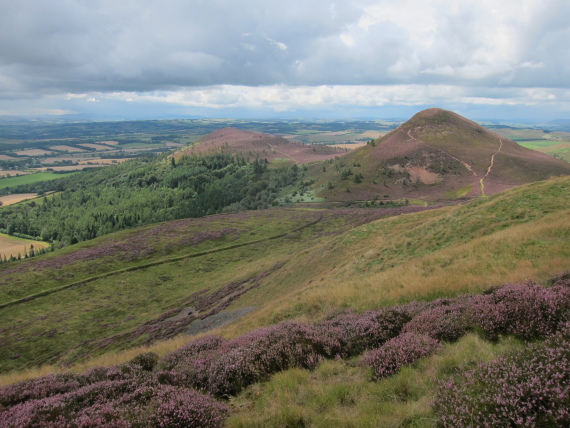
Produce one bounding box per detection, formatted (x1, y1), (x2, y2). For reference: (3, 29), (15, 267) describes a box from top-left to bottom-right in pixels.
(1, 1), (569, 124)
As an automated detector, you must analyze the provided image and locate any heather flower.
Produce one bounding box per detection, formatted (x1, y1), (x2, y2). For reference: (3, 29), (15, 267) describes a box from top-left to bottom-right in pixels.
(159, 336), (225, 371)
(434, 330), (570, 427)
(316, 305), (416, 356)
(364, 333), (440, 380)
(402, 300), (470, 342)
(151, 385), (228, 428)
(466, 282), (570, 341)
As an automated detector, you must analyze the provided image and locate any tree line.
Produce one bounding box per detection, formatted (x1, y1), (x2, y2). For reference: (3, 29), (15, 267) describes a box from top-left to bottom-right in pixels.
(0, 153), (301, 248)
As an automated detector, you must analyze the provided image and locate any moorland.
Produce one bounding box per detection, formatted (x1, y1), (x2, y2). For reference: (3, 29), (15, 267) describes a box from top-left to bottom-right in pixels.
(0, 109), (569, 427)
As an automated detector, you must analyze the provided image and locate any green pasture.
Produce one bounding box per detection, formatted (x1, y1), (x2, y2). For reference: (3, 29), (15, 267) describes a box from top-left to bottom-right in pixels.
(0, 173), (66, 189)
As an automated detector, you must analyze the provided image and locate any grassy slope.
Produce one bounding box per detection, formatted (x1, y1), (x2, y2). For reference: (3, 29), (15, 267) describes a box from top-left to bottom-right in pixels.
(227, 334), (525, 427)
(0, 176), (568, 395)
(223, 176), (570, 335)
(0, 207), (402, 372)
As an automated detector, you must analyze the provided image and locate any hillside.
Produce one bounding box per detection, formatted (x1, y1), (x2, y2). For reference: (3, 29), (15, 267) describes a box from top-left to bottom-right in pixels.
(313, 108), (570, 202)
(0, 176), (567, 371)
(0, 176), (568, 426)
(175, 127), (345, 166)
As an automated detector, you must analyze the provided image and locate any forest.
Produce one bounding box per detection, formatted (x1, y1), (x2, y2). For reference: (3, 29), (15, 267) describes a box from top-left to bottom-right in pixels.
(0, 153), (303, 248)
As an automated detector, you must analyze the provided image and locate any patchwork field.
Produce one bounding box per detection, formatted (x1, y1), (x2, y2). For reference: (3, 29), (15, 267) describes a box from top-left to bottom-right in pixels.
(0, 233), (49, 260)
(0, 193), (38, 206)
(95, 140), (120, 145)
(517, 140), (570, 162)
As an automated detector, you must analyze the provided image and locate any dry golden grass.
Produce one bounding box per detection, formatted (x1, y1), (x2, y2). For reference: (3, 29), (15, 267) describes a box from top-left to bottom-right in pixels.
(0, 193), (38, 206)
(49, 145), (85, 153)
(14, 149), (53, 156)
(252, 210), (569, 325)
(0, 234), (49, 259)
(0, 332), (220, 387)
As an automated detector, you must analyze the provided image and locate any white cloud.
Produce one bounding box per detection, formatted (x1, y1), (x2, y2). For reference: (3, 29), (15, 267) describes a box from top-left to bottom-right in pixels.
(0, 0), (569, 118)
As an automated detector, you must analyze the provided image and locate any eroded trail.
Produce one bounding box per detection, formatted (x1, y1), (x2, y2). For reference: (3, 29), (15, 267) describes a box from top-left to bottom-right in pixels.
(480, 138), (503, 196)
(406, 130), (479, 178)
(268, 143), (299, 164)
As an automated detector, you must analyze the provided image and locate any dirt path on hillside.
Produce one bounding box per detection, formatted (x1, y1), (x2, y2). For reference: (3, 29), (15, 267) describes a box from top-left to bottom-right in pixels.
(479, 138), (503, 196)
(268, 143), (299, 164)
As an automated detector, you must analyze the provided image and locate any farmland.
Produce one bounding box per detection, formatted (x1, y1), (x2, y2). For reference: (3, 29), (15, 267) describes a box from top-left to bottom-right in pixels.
(0, 173), (68, 190)
(0, 233), (49, 260)
(0, 194), (39, 206)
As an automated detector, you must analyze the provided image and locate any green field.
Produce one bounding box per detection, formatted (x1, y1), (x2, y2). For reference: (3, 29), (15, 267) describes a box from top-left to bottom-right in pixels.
(517, 140), (570, 161)
(0, 172), (66, 189)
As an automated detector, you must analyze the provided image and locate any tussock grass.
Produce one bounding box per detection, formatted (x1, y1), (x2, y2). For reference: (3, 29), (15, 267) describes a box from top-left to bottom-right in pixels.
(0, 332), (214, 388)
(226, 334), (524, 427)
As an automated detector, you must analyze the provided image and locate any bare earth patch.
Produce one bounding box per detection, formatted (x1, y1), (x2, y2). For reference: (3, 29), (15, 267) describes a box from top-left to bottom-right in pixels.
(95, 140), (119, 146)
(0, 155), (16, 160)
(0, 193), (38, 206)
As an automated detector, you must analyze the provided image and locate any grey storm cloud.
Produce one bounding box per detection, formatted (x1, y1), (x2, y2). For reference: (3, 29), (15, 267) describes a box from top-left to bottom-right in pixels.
(0, 0), (569, 117)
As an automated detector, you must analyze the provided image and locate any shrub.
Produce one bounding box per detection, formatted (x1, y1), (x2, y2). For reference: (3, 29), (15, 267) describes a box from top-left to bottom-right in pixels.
(204, 321), (344, 397)
(402, 300), (470, 342)
(0, 379), (145, 427)
(128, 352), (159, 372)
(158, 336), (225, 371)
(316, 305), (417, 356)
(434, 326), (570, 427)
(151, 385), (229, 428)
(364, 333), (440, 380)
(466, 282), (570, 341)
(0, 373), (87, 407)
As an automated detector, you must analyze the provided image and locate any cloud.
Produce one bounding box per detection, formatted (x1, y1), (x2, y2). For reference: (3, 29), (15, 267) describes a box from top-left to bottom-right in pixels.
(0, 0), (569, 118)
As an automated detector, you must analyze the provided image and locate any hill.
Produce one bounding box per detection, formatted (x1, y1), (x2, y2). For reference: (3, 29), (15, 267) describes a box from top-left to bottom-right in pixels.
(1, 176), (568, 372)
(313, 108), (570, 201)
(174, 127), (345, 166)
(0, 176), (568, 426)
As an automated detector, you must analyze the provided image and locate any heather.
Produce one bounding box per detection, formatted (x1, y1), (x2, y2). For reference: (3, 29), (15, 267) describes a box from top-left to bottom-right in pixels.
(466, 280), (570, 341)
(434, 323), (570, 427)
(2, 279), (570, 426)
(364, 333), (441, 380)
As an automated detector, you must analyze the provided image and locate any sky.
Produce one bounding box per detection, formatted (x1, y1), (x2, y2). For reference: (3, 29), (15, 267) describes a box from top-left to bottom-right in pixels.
(0, 0), (569, 123)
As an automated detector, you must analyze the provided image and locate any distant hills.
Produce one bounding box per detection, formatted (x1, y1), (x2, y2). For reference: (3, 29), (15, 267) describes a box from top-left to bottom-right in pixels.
(174, 127), (345, 166)
(313, 108), (570, 201)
